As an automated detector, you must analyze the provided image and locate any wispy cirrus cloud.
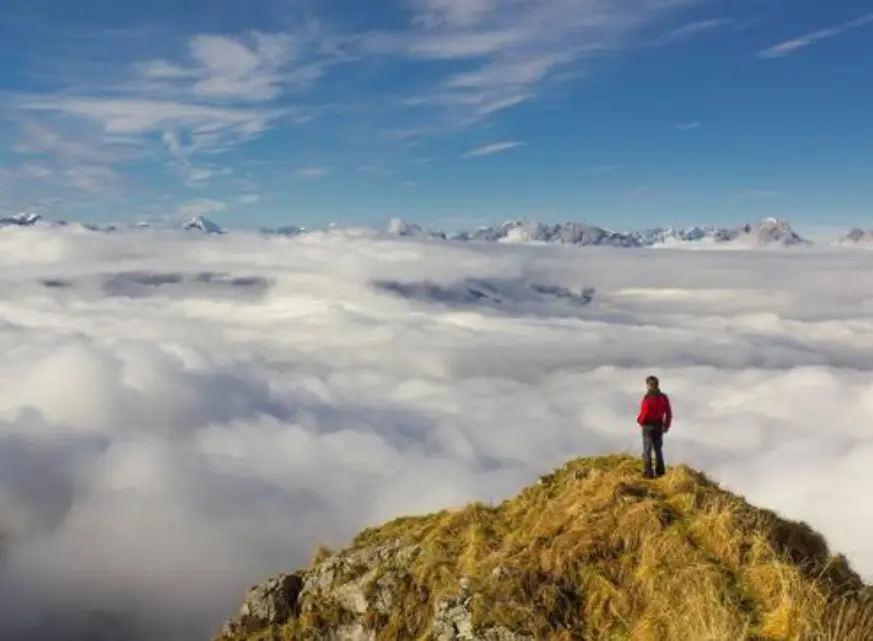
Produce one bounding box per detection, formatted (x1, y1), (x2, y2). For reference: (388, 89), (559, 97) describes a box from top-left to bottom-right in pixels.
(12, 119), (140, 164)
(62, 165), (123, 193)
(5, 24), (339, 197)
(758, 13), (873, 59)
(461, 140), (523, 158)
(7, 119), (134, 197)
(651, 17), (761, 45)
(133, 32), (330, 103)
(19, 96), (285, 138)
(294, 166), (331, 180)
(384, 0), (702, 126)
(676, 120), (702, 131)
(2, 0), (721, 212)
(178, 198), (227, 217)
(654, 18), (733, 43)
(14, 94), (293, 189)
(19, 163), (53, 180)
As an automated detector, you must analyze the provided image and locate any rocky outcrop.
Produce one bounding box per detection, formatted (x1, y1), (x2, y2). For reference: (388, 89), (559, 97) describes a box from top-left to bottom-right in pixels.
(218, 544), (534, 641)
(222, 573), (305, 635)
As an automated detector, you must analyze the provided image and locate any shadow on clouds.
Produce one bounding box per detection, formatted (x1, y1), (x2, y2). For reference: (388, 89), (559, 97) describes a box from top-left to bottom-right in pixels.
(372, 276), (595, 317)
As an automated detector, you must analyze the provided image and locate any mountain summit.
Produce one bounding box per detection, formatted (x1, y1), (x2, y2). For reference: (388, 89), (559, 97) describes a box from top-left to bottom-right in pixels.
(182, 216), (224, 234)
(214, 454), (872, 641)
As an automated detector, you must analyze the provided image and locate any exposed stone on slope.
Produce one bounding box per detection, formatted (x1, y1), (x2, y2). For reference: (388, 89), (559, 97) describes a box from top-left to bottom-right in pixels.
(221, 573), (304, 636)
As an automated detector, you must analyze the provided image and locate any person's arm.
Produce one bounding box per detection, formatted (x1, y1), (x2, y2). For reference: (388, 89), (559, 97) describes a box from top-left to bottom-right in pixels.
(663, 394), (673, 430)
(637, 395), (648, 426)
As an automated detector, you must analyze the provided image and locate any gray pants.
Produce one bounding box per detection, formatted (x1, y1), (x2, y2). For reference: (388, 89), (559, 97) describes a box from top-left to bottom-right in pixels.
(641, 424), (665, 477)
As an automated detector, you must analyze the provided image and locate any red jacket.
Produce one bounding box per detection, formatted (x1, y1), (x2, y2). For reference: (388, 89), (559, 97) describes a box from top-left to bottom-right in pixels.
(637, 390), (672, 429)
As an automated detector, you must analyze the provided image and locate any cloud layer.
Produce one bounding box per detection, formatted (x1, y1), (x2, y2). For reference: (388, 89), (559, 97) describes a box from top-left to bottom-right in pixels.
(1, 226), (873, 640)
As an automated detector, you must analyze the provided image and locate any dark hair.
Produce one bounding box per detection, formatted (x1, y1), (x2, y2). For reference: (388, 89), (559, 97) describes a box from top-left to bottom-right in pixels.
(646, 375), (659, 387)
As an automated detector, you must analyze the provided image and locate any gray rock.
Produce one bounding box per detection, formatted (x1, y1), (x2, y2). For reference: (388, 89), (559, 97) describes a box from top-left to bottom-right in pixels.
(217, 542), (531, 640)
(327, 623), (376, 641)
(432, 578), (533, 641)
(222, 572), (303, 635)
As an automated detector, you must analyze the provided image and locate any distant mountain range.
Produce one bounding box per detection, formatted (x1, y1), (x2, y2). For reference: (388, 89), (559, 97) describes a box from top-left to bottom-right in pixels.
(3, 212), (873, 248)
(389, 216), (812, 247)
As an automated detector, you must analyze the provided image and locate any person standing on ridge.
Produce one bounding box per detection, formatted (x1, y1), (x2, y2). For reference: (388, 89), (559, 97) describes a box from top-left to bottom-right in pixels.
(637, 375), (672, 478)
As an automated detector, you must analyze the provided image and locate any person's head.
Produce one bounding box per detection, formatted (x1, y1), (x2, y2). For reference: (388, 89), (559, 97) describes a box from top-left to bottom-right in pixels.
(646, 375), (659, 391)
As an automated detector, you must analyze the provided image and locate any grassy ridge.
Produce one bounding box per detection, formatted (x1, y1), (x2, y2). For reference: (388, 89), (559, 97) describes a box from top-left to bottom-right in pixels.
(221, 454), (873, 641)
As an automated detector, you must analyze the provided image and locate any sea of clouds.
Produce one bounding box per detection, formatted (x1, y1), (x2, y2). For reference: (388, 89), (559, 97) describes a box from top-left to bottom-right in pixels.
(1, 224), (872, 640)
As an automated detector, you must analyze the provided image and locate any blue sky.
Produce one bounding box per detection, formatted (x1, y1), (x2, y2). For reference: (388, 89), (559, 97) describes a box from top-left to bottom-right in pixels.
(1, 0), (871, 233)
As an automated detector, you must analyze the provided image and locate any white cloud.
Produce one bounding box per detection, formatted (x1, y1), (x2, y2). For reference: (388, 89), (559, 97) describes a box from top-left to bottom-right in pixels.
(177, 198), (227, 217)
(237, 194), (261, 205)
(0, 227), (873, 641)
(138, 33), (296, 103)
(758, 13), (873, 59)
(293, 166), (331, 180)
(6, 28), (322, 195)
(391, 0), (702, 126)
(19, 163), (53, 180)
(461, 141), (523, 158)
(407, 0), (498, 29)
(131, 29), (347, 104)
(655, 18), (734, 43)
(13, 120), (140, 165)
(20, 96), (283, 139)
(476, 93), (532, 115)
(675, 120), (701, 130)
(62, 165), (122, 193)
(184, 166), (231, 187)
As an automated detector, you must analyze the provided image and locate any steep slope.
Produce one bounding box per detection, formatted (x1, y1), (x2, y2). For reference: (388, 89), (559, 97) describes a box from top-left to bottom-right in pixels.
(214, 454), (872, 641)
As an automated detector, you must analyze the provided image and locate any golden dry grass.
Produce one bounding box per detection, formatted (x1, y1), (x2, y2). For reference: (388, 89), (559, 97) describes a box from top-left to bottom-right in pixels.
(220, 454), (873, 641)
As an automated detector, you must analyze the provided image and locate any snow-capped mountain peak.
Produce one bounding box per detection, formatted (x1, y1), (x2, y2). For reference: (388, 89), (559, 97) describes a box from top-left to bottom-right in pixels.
(834, 228), (873, 245)
(385, 217), (447, 239)
(182, 216), (223, 234)
(0, 212), (43, 227)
